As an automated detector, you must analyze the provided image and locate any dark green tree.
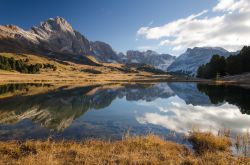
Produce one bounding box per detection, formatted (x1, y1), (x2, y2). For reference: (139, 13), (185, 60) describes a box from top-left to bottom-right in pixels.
(197, 46), (250, 79)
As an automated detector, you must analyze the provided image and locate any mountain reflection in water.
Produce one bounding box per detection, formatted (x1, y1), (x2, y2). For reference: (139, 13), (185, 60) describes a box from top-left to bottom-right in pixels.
(0, 83), (250, 140)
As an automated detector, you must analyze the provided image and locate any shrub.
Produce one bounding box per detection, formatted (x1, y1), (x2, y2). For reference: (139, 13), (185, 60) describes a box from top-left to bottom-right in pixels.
(188, 131), (231, 154)
(0, 55), (57, 74)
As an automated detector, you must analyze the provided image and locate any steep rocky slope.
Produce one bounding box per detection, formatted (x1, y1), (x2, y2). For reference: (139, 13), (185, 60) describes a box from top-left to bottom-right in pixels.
(121, 50), (175, 71)
(167, 47), (234, 76)
(0, 17), (92, 55)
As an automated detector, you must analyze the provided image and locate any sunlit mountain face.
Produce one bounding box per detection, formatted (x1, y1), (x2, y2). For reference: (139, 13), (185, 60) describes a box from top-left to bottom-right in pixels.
(0, 83), (250, 141)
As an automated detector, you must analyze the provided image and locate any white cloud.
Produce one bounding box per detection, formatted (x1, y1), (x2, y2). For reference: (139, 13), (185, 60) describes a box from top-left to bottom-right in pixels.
(137, 0), (250, 53)
(137, 10), (208, 40)
(172, 45), (183, 51)
(213, 0), (236, 12)
(137, 45), (158, 51)
(213, 0), (250, 12)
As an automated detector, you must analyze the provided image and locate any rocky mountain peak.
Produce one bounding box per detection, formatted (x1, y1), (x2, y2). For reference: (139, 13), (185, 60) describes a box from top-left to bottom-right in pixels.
(0, 24), (28, 35)
(124, 50), (175, 71)
(38, 16), (74, 34)
(145, 50), (158, 55)
(90, 41), (118, 62)
(2, 24), (21, 31)
(168, 47), (232, 76)
(0, 16), (94, 58)
(188, 47), (229, 54)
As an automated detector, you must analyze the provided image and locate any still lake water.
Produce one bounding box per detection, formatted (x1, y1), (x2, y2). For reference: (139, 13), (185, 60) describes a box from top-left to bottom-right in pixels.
(0, 82), (250, 142)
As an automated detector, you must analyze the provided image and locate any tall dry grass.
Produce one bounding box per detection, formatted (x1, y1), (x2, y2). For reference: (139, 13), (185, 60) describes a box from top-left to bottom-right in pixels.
(235, 130), (250, 157)
(0, 132), (250, 165)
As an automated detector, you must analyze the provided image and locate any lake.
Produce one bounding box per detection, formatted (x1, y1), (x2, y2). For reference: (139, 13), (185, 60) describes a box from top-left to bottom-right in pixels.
(0, 82), (250, 142)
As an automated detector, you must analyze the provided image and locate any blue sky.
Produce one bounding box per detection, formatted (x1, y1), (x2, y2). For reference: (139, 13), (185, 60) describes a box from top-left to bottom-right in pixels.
(1, 0), (249, 56)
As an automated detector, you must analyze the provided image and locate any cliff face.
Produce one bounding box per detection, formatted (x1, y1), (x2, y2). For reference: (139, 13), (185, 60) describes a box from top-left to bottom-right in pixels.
(0, 17), (92, 55)
(124, 50), (175, 71)
(90, 41), (119, 63)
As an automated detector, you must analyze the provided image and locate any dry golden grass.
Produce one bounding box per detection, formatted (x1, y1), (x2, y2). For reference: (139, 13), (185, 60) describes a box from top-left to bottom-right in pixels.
(0, 133), (249, 165)
(0, 52), (199, 84)
(188, 131), (232, 154)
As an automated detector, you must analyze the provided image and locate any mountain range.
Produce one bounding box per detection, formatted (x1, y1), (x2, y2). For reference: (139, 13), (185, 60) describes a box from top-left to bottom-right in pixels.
(0, 17), (238, 76)
(168, 47), (237, 76)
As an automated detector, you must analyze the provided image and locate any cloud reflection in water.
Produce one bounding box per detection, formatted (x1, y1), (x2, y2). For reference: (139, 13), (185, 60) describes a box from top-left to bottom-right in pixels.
(136, 96), (250, 134)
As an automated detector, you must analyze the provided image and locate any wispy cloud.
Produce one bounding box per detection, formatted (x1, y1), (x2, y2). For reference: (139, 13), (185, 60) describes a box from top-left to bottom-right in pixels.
(213, 0), (249, 12)
(137, 0), (250, 53)
(137, 45), (159, 51)
(137, 10), (208, 40)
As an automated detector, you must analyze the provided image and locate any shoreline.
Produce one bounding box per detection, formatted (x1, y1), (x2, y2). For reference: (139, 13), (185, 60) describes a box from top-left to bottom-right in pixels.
(0, 71), (210, 84)
(1, 71), (250, 88)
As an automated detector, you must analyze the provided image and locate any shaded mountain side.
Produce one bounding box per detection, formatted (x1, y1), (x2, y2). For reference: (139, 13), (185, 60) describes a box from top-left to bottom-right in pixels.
(37, 52), (102, 66)
(90, 41), (120, 63)
(168, 47), (235, 76)
(124, 63), (167, 74)
(123, 50), (175, 71)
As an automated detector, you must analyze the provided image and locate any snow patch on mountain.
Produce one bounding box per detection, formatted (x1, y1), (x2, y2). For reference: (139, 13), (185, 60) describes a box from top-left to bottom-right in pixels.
(124, 50), (176, 71)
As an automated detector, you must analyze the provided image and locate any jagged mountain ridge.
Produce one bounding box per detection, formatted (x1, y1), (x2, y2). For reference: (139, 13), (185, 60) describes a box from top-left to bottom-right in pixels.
(0, 17), (92, 55)
(90, 41), (120, 63)
(167, 47), (236, 76)
(121, 50), (176, 71)
(93, 49), (176, 71)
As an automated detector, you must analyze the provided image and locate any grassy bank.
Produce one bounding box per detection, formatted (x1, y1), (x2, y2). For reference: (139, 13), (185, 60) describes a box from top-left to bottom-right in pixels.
(0, 132), (249, 165)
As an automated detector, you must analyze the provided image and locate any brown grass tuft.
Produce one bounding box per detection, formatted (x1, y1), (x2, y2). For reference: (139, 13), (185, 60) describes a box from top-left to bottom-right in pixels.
(189, 131), (232, 154)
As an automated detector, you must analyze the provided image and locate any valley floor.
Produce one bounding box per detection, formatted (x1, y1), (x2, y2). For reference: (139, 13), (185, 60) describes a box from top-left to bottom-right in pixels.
(0, 52), (195, 85)
(0, 70), (200, 85)
(0, 132), (249, 165)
